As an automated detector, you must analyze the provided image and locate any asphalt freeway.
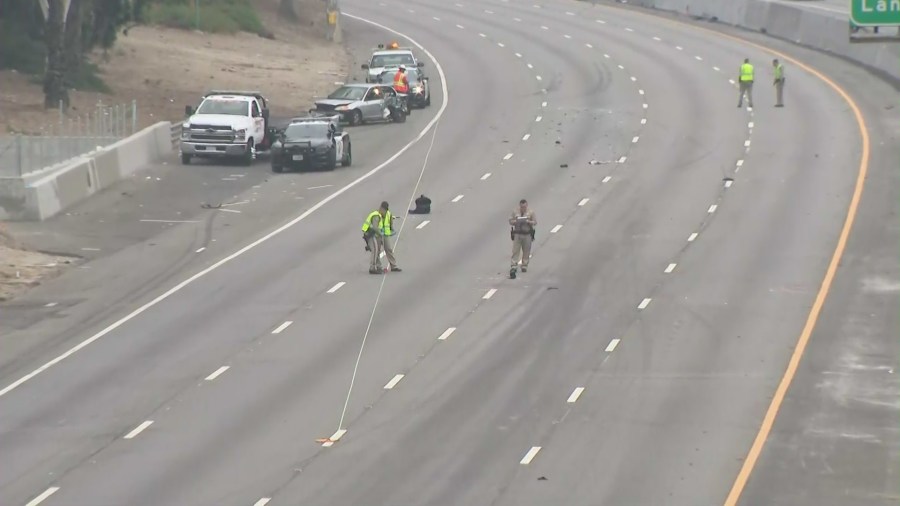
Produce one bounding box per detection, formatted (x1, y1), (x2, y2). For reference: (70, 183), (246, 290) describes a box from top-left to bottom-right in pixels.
(1, 0), (898, 505)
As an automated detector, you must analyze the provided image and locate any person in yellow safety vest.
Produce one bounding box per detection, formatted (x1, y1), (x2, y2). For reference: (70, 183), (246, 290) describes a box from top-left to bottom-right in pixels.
(380, 201), (400, 272)
(772, 59), (785, 108)
(738, 58), (754, 109)
(393, 66), (410, 93)
(361, 201), (401, 274)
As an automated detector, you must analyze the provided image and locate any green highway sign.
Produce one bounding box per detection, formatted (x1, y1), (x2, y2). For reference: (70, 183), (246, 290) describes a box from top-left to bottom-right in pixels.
(851, 0), (900, 26)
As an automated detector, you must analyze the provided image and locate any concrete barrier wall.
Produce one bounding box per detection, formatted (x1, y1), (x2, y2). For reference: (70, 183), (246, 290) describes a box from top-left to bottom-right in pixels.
(598, 0), (900, 83)
(0, 121), (173, 221)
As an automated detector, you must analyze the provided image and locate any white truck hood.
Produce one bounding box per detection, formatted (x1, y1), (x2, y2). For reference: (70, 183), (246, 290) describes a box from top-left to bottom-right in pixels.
(187, 114), (252, 129)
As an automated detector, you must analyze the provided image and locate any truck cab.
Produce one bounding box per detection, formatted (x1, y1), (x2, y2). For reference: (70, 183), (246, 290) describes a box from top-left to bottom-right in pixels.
(180, 90), (276, 166)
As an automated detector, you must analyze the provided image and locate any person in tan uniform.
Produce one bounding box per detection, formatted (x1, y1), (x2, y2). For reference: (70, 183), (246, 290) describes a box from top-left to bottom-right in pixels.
(509, 199), (536, 279)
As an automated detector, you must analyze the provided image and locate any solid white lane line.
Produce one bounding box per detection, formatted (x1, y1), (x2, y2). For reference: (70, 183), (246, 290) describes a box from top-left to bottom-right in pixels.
(520, 446), (542, 464)
(653, 36), (662, 41)
(638, 298), (652, 310)
(522, 133), (531, 141)
(416, 220), (431, 229)
(452, 194), (464, 202)
(25, 487), (60, 506)
(578, 198), (590, 206)
(205, 366), (230, 381)
(567, 387), (585, 403)
(0, 12), (452, 399)
(438, 327), (457, 340)
(483, 288), (498, 300)
(195, 247), (206, 253)
(504, 153), (514, 160)
(708, 204), (718, 213)
(602, 176), (612, 183)
(618, 156), (627, 163)
(321, 428), (347, 447)
(481, 173), (492, 180)
(253, 499), (271, 506)
(551, 224), (563, 233)
(327, 282), (346, 294)
(535, 116), (543, 122)
(625, 27), (634, 32)
(272, 321), (293, 333)
(688, 232), (699, 242)
(605, 338), (620, 352)
(632, 136), (640, 143)
(725, 180), (734, 188)
(586, 43), (593, 48)
(124, 420), (153, 439)
(695, 55), (703, 61)
(384, 374), (405, 389)
(665, 263), (677, 273)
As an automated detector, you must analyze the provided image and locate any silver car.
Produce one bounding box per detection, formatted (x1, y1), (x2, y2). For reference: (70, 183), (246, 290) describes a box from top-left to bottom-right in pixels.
(312, 83), (409, 126)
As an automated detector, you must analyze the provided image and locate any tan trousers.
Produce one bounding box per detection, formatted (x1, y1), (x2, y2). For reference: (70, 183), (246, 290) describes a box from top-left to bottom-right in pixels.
(382, 234), (398, 267)
(774, 80), (784, 106)
(738, 81), (753, 107)
(366, 235), (383, 270)
(511, 233), (533, 268)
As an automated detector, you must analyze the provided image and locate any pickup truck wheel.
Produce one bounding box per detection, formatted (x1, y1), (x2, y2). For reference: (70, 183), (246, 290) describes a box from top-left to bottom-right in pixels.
(181, 153), (191, 165)
(341, 143), (352, 167)
(241, 140), (254, 166)
(350, 110), (363, 126)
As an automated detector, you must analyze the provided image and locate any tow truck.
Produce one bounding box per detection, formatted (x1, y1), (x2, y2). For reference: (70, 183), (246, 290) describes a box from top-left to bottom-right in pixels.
(361, 41), (425, 83)
(180, 90), (278, 166)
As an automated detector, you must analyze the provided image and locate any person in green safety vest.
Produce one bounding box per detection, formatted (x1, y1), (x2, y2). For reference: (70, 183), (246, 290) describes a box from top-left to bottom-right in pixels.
(361, 201), (401, 274)
(738, 58), (754, 109)
(380, 201), (401, 272)
(772, 59), (785, 108)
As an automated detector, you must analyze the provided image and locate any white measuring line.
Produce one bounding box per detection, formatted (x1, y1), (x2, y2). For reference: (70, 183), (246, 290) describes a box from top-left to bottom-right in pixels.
(0, 10), (451, 400)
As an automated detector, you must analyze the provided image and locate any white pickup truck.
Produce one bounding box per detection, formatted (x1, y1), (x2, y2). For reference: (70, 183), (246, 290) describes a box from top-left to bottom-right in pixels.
(180, 90), (276, 165)
(362, 43), (425, 83)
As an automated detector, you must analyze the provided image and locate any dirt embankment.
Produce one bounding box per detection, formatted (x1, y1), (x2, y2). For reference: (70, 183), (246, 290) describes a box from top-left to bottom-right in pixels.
(0, 0), (352, 302)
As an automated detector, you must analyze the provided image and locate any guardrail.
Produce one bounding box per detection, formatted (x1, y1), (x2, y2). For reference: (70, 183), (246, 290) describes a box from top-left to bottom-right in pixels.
(1, 100), (138, 178)
(170, 122), (183, 147)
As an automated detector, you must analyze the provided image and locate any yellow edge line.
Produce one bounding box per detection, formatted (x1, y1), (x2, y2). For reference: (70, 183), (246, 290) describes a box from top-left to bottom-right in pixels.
(600, 4), (872, 505)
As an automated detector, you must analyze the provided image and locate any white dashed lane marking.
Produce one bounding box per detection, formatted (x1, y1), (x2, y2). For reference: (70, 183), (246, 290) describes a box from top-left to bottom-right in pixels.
(625, 27), (634, 32)
(536, 75), (543, 81)
(327, 282), (345, 294)
(617, 156), (627, 163)
(522, 133), (531, 141)
(456, 24), (465, 29)
(25, 488), (61, 506)
(272, 321), (293, 334)
(695, 55), (703, 61)
(195, 247), (206, 253)
(643, 103), (649, 109)
(253, 499), (271, 506)
(527, 63), (534, 69)
(452, 194), (464, 202)
(566, 11), (575, 15)
(514, 17), (522, 22)
(205, 366), (230, 381)
(578, 198), (590, 206)
(520, 446), (542, 464)
(688, 232), (699, 242)
(630, 76), (637, 82)
(617, 64), (625, 70)
(585, 43), (593, 48)
(535, 116), (543, 122)
(481, 172), (492, 180)
(744, 140), (751, 147)
(433, 16), (440, 21)
(567, 387), (585, 403)
(653, 36), (662, 41)
(736, 159), (744, 167)
(124, 420), (153, 439)
(632, 136), (640, 143)
(602, 176), (612, 183)
(479, 33), (486, 38)
(45, 302), (58, 307)
(713, 66), (721, 71)
(504, 153), (514, 160)
(638, 298), (652, 310)
(541, 25), (549, 30)
(416, 220), (431, 229)
(564, 34), (572, 39)
(665, 263), (677, 273)
(515, 52), (523, 58)
(676, 46), (683, 50)
(641, 118), (647, 125)
(708, 204), (718, 213)
(541, 101), (547, 107)
(596, 19), (606, 24)
(384, 374), (405, 389)
(438, 327), (457, 340)
(748, 121), (755, 128)
(321, 429), (346, 447)
(729, 79), (736, 85)
(498, 42), (505, 47)
(551, 224), (563, 233)
(603, 53), (610, 58)
(605, 338), (621, 352)
(483, 288), (498, 300)
(725, 180), (734, 188)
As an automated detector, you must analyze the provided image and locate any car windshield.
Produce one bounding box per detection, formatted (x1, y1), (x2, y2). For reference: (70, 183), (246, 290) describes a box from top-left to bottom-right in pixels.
(196, 99), (248, 115)
(284, 123), (330, 139)
(371, 53), (415, 67)
(376, 68), (421, 84)
(327, 86), (367, 100)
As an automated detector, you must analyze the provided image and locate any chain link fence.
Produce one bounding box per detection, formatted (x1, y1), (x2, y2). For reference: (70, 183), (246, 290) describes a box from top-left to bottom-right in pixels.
(0, 100), (138, 178)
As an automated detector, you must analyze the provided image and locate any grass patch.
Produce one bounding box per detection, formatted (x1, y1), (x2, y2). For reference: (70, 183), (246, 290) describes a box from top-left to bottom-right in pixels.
(141, 0), (267, 35)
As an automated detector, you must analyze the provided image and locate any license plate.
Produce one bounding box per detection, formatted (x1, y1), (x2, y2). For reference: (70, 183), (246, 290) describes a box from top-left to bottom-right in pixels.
(292, 155), (304, 161)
